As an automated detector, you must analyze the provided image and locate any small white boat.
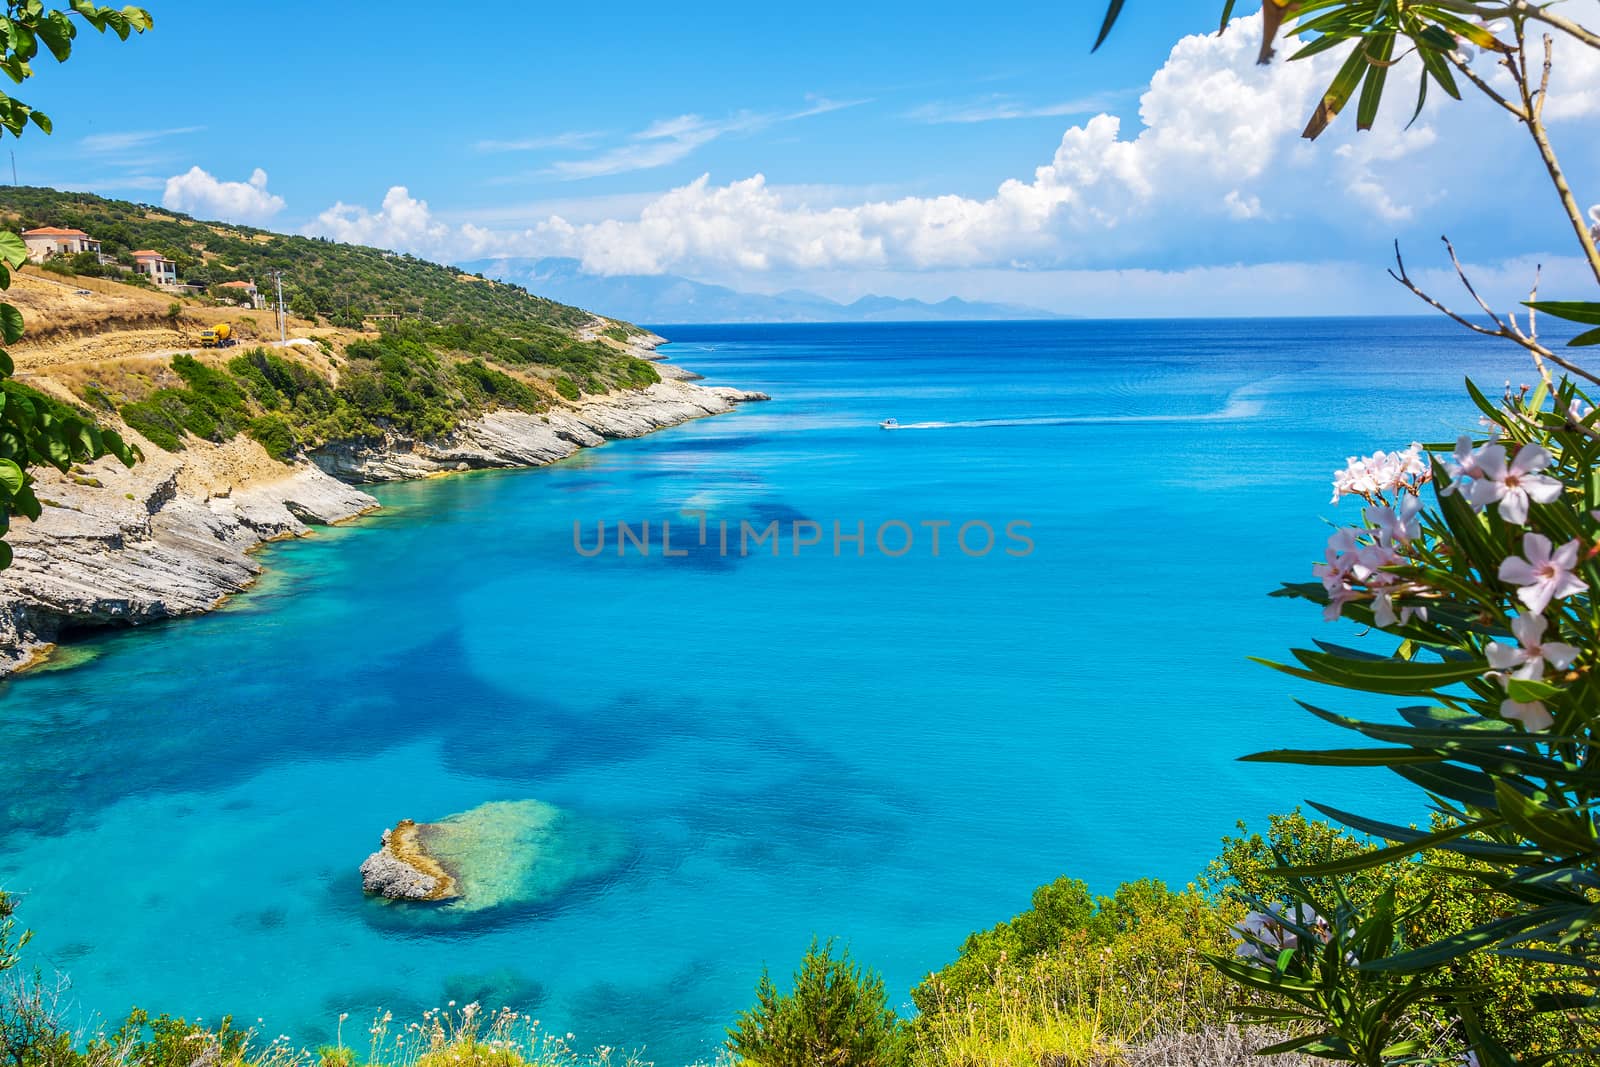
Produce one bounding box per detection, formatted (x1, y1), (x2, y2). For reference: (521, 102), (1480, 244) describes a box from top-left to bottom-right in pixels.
(880, 418), (899, 430)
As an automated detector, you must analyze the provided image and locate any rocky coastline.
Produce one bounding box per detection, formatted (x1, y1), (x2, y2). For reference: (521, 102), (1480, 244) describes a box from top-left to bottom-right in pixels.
(0, 372), (768, 676)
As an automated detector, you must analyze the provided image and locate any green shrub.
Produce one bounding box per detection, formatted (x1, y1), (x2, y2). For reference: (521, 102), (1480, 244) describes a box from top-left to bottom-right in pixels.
(80, 381), (117, 412)
(553, 376), (581, 401)
(119, 393), (189, 451)
(912, 875), (1235, 1045)
(728, 939), (908, 1067)
(247, 415), (296, 460)
(455, 359), (543, 413)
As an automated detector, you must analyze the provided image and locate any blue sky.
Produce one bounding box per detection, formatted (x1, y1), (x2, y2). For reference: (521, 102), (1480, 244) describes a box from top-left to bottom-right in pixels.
(14, 1), (1600, 314)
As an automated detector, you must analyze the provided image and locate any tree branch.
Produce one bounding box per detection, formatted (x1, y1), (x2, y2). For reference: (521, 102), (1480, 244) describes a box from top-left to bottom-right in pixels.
(1388, 240), (1600, 387)
(1506, 27), (1600, 286)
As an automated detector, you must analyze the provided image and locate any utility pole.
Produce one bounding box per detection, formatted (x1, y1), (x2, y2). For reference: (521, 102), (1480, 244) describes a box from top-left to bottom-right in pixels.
(272, 270), (287, 344)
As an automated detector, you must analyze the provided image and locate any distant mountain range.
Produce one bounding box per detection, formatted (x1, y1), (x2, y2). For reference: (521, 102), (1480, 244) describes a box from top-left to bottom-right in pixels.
(464, 257), (1062, 325)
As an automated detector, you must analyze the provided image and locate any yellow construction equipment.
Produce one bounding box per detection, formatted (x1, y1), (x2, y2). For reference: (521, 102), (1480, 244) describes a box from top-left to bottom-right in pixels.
(200, 322), (234, 348)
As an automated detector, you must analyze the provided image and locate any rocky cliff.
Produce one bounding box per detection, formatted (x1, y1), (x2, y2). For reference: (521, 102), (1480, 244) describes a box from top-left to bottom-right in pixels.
(0, 377), (767, 675)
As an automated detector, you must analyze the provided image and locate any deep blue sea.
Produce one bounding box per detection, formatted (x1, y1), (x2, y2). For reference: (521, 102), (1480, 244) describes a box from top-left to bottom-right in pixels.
(0, 319), (1556, 1064)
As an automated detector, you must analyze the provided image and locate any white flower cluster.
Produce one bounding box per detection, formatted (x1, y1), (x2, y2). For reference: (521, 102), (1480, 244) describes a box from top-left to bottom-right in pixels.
(1330, 443), (1431, 504)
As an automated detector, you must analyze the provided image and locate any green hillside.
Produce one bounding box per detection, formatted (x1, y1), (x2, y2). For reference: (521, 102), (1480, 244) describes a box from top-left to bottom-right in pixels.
(0, 186), (667, 461)
(0, 185), (631, 338)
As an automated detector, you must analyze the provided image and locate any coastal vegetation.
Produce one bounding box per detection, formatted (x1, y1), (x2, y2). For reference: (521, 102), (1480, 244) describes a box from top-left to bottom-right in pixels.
(8, 809), (1594, 1067)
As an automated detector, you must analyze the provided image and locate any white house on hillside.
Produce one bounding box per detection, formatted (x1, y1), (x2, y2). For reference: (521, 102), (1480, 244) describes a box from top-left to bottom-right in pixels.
(217, 279), (263, 309)
(22, 227), (102, 263)
(130, 249), (179, 287)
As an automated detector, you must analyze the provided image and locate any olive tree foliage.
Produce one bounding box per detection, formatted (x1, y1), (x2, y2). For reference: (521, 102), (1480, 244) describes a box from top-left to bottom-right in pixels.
(0, 2), (149, 569)
(1087, 4), (1600, 1065)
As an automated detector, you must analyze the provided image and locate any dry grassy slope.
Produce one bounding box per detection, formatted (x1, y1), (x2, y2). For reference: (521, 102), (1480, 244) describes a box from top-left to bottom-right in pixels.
(2, 265), (667, 485)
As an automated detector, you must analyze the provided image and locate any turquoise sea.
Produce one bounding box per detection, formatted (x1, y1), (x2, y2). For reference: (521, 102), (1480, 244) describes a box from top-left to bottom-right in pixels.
(0, 318), (1554, 1064)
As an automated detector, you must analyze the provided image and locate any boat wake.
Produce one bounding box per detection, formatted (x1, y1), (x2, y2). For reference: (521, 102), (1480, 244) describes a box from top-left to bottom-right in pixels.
(884, 388), (1266, 431)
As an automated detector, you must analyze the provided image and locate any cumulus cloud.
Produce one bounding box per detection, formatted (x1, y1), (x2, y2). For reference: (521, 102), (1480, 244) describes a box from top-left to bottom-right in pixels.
(314, 186), (499, 262)
(309, 11), (1593, 280)
(162, 167), (285, 224)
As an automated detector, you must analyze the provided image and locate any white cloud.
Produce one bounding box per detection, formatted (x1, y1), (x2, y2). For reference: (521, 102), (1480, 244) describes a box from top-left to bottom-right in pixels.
(162, 167), (286, 224)
(313, 186), (498, 262)
(474, 131), (605, 153)
(310, 11), (1594, 282)
(539, 96), (867, 181)
(907, 93), (1129, 124)
(80, 126), (203, 154)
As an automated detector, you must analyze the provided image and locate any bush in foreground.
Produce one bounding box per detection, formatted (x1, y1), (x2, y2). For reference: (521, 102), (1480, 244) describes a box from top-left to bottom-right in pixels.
(728, 939), (908, 1067)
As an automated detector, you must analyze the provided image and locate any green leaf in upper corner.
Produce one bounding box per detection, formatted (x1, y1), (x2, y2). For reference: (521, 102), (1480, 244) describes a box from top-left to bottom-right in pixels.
(1091, 0), (1127, 52)
(0, 539), (11, 569)
(0, 457), (21, 495)
(28, 107), (50, 134)
(1569, 326), (1600, 348)
(35, 11), (74, 62)
(1525, 301), (1600, 326)
(0, 231), (27, 270)
(0, 302), (23, 344)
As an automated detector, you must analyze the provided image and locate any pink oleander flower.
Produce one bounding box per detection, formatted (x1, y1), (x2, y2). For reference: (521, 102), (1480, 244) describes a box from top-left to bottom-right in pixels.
(1465, 443), (1562, 523)
(1499, 534), (1589, 614)
(1501, 698), (1555, 732)
(1231, 904), (1327, 965)
(1367, 496), (1422, 546)
(1442, 436), (1482, 496)
(1486, 613), (1578, 681)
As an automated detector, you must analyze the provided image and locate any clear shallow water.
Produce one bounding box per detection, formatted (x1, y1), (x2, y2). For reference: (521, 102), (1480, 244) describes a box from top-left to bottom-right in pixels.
(0, 318), (1554, 1064)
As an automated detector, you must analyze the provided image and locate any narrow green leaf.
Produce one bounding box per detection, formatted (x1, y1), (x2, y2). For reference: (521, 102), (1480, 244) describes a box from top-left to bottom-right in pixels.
(1091, 0), (1126, 52)
(1356, 33), (1394, 131)
(1525, 300), (1600, 326)
(1241, 747), (1445, 767)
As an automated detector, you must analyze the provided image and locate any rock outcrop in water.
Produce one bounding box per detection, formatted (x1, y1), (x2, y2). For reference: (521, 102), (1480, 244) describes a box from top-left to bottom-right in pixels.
(361, 820), (460, 902)
(360, 800), (630, 919)
(0, 376), (767, 675)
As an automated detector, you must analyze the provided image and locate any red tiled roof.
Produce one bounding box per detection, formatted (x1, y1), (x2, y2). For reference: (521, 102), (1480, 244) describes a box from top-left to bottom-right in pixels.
(218, 280), (255, 288)
(129, 250), (170, 259)
(23, 227), (90, 237)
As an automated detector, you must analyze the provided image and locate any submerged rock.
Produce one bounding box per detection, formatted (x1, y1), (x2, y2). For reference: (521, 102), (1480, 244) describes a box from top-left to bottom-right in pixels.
(359, 800), (630, 918)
